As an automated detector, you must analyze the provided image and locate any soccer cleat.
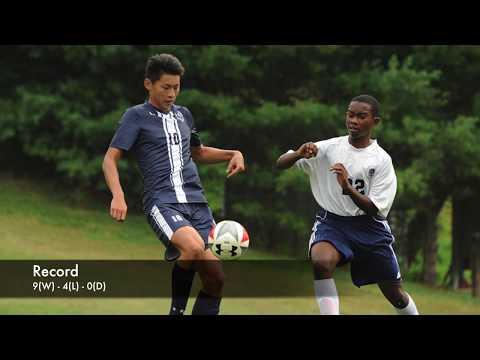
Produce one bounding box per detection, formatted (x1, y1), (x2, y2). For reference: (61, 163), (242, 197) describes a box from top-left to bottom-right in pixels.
(169, 306), (185, 315)
(165, 244), (181, 262)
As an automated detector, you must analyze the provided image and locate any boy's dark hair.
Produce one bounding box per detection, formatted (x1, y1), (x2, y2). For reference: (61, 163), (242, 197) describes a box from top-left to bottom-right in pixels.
(145, 54), (185, 82)
(351, 95), (380, 118)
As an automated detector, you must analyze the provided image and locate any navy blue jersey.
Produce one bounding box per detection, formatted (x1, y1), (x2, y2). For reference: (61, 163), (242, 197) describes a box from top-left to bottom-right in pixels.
(109, 102), (207, 208)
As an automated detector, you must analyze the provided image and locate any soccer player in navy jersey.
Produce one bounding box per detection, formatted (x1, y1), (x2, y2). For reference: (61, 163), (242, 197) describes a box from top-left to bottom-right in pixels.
(277, 95), (419, 315)
(103, 54), (245, 315)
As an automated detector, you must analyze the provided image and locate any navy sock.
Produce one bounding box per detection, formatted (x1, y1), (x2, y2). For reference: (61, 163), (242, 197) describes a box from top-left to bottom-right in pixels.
(169, 262), (195, 315)
(191, 290), (222, 315)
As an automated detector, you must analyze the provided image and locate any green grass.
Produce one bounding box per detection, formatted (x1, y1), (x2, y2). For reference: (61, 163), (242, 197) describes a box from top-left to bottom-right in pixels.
(1, 174), (479, 314)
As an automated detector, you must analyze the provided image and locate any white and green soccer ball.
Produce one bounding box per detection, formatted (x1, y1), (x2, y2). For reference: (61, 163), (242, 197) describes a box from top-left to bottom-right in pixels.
(208, 220), (250, 260)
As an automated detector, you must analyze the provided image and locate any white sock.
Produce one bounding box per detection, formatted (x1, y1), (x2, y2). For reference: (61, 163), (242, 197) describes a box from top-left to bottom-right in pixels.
(395, 293), (419, 315)
(314, 279), (340, 315)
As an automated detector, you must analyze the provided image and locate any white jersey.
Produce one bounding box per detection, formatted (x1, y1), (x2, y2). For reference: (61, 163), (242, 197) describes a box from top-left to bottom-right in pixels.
(289, 135), (397, 218)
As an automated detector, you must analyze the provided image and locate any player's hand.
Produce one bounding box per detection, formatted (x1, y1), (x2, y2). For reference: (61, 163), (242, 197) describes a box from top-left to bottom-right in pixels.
(296, 142), (318, 159)
(329, 163), (352, 193)
(227, 151), (245, 178)
(110, 195), (128, 222)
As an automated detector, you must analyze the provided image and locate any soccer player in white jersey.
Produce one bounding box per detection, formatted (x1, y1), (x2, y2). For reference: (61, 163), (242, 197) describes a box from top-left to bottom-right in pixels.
(276, 95), (419, 315)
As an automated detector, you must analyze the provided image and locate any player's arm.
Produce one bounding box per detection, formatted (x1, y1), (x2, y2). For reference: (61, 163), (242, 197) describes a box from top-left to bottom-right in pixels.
(102, 147), (128, 221)
(276, 142), (318, 170)
(191, 145), (245, 178)
(330, 163), (379, 217)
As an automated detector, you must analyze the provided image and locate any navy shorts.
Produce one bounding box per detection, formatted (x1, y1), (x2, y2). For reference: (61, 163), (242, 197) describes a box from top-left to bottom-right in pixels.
(308, 207), (402, 287)
(146, 202), (215, 249)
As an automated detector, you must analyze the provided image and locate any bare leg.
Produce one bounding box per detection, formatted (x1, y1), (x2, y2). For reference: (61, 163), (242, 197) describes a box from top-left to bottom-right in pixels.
(171, 226), (224, 315)
(310, 241), (342, 279)
(378, 281), (419, 315)
(310, 241), (342, 315)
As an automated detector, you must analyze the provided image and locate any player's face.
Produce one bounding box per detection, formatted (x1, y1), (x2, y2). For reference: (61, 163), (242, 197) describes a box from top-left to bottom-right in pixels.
(345, 102), (378, 139)
(145, 74), (181, 113)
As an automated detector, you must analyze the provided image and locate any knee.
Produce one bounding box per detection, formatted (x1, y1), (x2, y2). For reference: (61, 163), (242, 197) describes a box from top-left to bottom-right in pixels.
(312, 255), (337, 277)
(172, 227), (207, 261)
(182, 242), (206, 260)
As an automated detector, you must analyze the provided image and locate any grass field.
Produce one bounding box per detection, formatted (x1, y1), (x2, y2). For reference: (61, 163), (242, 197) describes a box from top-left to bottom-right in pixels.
(1, 174), (479, 315)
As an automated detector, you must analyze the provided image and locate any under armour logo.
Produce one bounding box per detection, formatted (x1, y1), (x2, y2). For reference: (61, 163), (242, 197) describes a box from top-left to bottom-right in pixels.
(174, 111), (185, 122)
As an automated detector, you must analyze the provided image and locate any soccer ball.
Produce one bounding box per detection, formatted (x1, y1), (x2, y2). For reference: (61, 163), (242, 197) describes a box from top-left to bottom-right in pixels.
(208, 220), (250, 260)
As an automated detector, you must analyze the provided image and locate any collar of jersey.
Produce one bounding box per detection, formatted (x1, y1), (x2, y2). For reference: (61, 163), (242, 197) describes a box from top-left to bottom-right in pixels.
(345, 135), (378, 152)
(145, 101), (174, 115)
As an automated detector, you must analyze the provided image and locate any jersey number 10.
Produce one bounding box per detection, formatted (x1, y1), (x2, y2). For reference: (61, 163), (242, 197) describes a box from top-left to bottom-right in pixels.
(168, 133), (180, 145)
